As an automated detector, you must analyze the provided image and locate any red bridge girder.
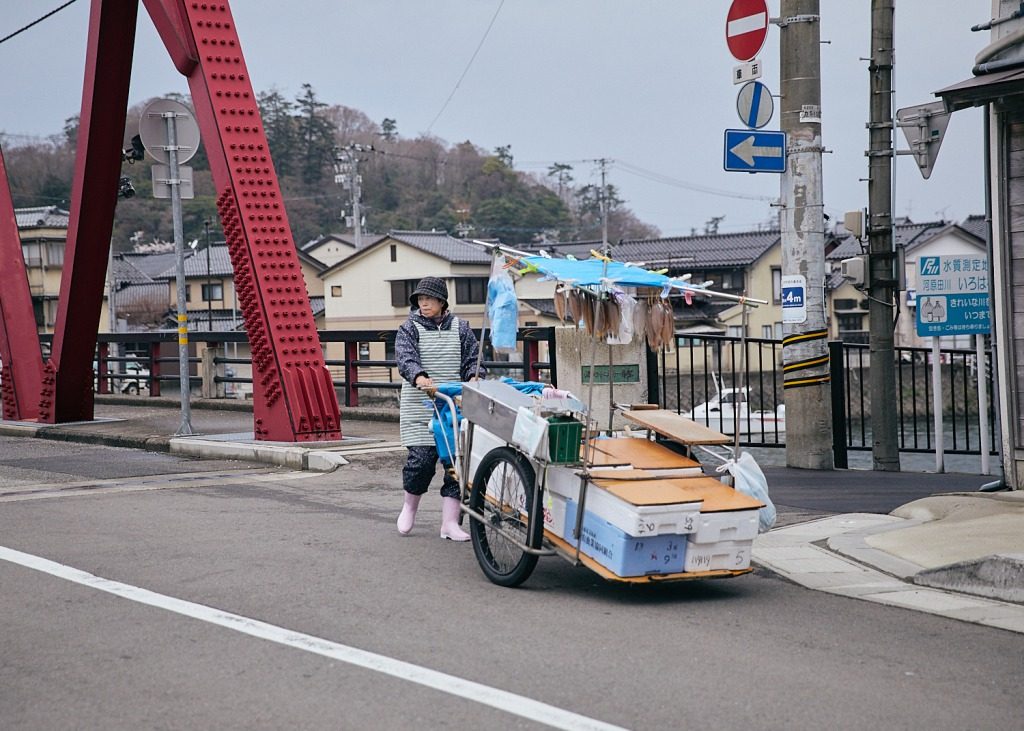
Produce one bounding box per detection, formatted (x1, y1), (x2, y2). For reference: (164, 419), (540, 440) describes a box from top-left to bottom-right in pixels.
(0, 0), (341, 442)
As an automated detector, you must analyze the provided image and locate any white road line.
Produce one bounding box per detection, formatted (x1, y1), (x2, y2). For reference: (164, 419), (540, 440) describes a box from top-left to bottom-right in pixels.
(0, 545), (628, 731)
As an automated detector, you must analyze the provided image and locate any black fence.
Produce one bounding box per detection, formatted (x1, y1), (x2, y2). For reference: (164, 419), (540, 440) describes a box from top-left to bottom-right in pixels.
(655, 334), (997, 462)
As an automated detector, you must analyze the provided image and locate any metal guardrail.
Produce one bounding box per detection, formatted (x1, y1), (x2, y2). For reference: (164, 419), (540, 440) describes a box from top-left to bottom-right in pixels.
(77, 328), (556, 407)
(65, 329), (994, 459)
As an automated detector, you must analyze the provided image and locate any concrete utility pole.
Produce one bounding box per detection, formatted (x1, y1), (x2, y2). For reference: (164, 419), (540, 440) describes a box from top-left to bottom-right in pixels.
(867, 0), (900, 471)
(779, 0), (833, 469)
(334, 144), (372, 249)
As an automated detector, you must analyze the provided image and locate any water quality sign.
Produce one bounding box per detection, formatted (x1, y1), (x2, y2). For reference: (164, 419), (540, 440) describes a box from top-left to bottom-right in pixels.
(915, 254), (990, 337)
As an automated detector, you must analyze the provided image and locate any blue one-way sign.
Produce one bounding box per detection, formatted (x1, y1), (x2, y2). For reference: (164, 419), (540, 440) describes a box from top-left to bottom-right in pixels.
(724, 129), (786, 173)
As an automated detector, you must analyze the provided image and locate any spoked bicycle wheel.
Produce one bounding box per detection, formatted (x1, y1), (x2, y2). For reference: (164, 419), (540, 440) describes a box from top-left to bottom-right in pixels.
(469, 447), (543, 587)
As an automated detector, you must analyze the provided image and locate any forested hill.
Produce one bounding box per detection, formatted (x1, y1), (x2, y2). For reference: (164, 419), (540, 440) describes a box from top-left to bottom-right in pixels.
(1, 84), (659, 251)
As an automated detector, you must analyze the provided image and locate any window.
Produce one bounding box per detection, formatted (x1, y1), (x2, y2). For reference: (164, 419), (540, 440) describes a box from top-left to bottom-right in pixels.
(833, 298), (858, 310)
(390, 244), (397, 262)
(762, 325), (773, 339)
(184, 287), (191, 303)
(774, 322), (783, 340)
(771, 267), (782, 303)
(202, 283), (223, 302)
(22, 243), (42, 267)
(727, 325), (746, 338)
(455, 277), (487, 304)
(331, 285), (342, 297)
(46, 242), (64, 266)
(837, 313), (865, 332)
(390, 279), (419, 308)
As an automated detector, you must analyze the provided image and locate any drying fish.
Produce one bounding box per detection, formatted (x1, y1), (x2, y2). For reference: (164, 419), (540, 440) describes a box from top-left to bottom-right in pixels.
(553, 285), (567, 322)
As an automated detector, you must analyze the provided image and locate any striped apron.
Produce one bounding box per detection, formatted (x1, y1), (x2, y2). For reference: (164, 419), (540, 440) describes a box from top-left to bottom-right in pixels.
(400, 317), (462, 446)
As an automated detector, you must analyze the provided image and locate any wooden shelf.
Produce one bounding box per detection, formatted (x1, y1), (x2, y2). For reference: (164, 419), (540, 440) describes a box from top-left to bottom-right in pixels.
(621, 409), (733, 446)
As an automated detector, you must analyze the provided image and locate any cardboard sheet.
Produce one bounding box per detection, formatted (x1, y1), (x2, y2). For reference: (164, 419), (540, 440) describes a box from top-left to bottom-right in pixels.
(586, 438), (702, 469)
(620, 409), (732, 445)
(592, 476), (764, 512)
(586, 468), (699, 481)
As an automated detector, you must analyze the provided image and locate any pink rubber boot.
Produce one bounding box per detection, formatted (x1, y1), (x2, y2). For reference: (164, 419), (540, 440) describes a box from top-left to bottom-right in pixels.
(397, 492), (421, 535)
(440, 497), (470, 541)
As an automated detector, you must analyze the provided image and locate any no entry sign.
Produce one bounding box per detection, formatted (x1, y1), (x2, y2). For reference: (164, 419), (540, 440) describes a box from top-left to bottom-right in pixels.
(726, 0), (769, 62)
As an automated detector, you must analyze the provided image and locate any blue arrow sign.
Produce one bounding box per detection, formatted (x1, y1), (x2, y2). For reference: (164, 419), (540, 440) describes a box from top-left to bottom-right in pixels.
(724, 129), (786, 173)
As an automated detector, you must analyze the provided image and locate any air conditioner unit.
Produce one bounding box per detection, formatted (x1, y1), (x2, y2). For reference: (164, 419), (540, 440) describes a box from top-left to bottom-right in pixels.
(840, 255), (868, 289)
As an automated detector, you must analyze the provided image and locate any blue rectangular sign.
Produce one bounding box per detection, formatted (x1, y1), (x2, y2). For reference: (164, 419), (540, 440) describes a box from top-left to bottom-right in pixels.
(915, 254), (990, 337)
(723, 129), (786, 173)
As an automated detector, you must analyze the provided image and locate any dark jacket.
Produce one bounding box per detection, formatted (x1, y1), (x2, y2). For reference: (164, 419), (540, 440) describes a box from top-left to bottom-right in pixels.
(395, 310), (487, 385)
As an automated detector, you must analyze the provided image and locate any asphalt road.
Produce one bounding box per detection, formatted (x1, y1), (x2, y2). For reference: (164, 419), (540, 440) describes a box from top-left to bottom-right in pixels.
(1, 436), (1021, 730)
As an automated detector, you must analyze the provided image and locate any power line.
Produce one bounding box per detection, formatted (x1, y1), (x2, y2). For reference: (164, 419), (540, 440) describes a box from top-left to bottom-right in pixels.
(0, 0), (79, 46)
(613, 160), (776, 202)
(425, 0), (505, 134)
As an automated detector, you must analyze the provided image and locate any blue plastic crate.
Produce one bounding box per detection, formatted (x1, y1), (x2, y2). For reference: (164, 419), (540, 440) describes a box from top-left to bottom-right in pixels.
(564, 499), (686, 577)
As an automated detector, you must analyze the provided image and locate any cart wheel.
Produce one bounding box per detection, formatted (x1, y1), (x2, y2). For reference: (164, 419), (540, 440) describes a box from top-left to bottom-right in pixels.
(469, 447), (542, 587)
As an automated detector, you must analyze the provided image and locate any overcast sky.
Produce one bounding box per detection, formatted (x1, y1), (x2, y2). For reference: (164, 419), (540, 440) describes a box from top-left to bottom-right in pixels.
(0, 1), (993, 237)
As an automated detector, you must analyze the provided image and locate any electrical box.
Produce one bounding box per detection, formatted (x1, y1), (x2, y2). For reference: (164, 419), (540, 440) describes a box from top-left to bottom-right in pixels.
(843, 210), (864, 239)
(840, 255), (869, 289)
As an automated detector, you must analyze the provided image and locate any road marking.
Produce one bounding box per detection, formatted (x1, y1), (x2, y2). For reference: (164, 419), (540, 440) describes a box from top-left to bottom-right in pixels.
(0, 545), (628, 731)
(0, 470), (314, 502)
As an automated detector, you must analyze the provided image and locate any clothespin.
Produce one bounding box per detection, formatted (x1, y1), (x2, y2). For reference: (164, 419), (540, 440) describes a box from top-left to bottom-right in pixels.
(589, 249), (612, 262)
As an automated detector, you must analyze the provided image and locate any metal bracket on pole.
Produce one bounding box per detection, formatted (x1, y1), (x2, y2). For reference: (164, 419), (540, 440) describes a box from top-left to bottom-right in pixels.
(772, 14), (820, 27)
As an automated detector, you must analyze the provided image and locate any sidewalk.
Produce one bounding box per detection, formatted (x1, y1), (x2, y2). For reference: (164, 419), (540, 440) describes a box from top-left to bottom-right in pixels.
(2, 395), (1021, 631)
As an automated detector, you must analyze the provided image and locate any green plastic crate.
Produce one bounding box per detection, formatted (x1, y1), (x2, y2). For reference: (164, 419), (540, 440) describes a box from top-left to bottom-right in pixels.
(547, 416), (584, 463)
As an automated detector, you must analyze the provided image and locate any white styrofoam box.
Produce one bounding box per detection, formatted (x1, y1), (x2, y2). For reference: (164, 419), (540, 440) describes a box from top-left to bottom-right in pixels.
(542, 491), (568, 539)
(683, 538), (754, 572)
(546, 467), (701, 537)
(689, 509), (760, 544)
(564, 499), (686, 577)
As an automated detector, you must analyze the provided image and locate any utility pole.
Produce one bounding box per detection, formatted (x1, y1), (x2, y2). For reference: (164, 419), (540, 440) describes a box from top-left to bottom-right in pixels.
(334, 144), (372, 249)
(596, 158), (610, 253)
(868, 0), (900, 471)
(779, 0), (833, 469)
(204, 218), (212, 333)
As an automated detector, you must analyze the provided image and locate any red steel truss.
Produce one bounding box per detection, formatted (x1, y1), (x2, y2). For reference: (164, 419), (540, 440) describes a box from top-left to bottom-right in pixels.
(0, 0), (341, 441)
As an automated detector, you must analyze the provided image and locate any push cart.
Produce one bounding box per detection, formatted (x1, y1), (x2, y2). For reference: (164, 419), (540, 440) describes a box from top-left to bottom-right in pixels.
(428, 379), (766, 588)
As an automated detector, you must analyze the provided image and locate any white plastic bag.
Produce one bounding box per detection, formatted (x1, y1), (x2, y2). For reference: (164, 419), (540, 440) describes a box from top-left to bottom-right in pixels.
(512, 406), (548, 460)
(718, 452), (776, 532)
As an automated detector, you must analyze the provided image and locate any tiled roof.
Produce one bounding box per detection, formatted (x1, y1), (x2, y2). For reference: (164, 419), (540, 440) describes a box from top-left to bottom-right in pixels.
(530, 230), (782, 269)
(15, 206), (69, 229)
(960, 214), (988, 242)
(122, 252), (178, 278)
(109, 282), (168, 309)
(826, 235), (864, 261)
(112, 256), (155, 286)
(389, 230), (492, 264)
(154, 245), (235, 279)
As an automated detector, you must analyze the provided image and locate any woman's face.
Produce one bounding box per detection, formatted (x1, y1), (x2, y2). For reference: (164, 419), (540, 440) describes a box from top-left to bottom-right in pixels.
(417, 295), (445, 319)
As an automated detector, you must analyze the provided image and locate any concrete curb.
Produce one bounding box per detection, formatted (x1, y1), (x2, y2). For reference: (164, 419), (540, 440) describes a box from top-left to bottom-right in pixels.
(169, 437), (350, 472)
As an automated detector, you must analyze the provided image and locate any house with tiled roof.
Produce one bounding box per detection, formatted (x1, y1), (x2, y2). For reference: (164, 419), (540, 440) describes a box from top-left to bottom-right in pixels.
(825, 217), (987, 347)
(301, 232), (385, 268)
(16, 206), (70, 332)
(318, 230), (551, 380)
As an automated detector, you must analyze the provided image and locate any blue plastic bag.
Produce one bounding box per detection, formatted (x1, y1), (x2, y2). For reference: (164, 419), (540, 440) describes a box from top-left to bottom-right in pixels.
(487, 261), (519, 352)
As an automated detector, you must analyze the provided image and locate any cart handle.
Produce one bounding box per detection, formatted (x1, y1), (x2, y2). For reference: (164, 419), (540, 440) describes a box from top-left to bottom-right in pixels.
(427, 388), (463, 483)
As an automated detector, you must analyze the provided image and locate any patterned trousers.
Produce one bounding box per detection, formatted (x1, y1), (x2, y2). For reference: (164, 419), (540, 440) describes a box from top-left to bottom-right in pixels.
(402, 445), (460, 498)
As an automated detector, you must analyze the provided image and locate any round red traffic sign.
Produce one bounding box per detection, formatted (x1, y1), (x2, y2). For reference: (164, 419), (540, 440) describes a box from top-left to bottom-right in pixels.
(726, 0), (769, 62)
